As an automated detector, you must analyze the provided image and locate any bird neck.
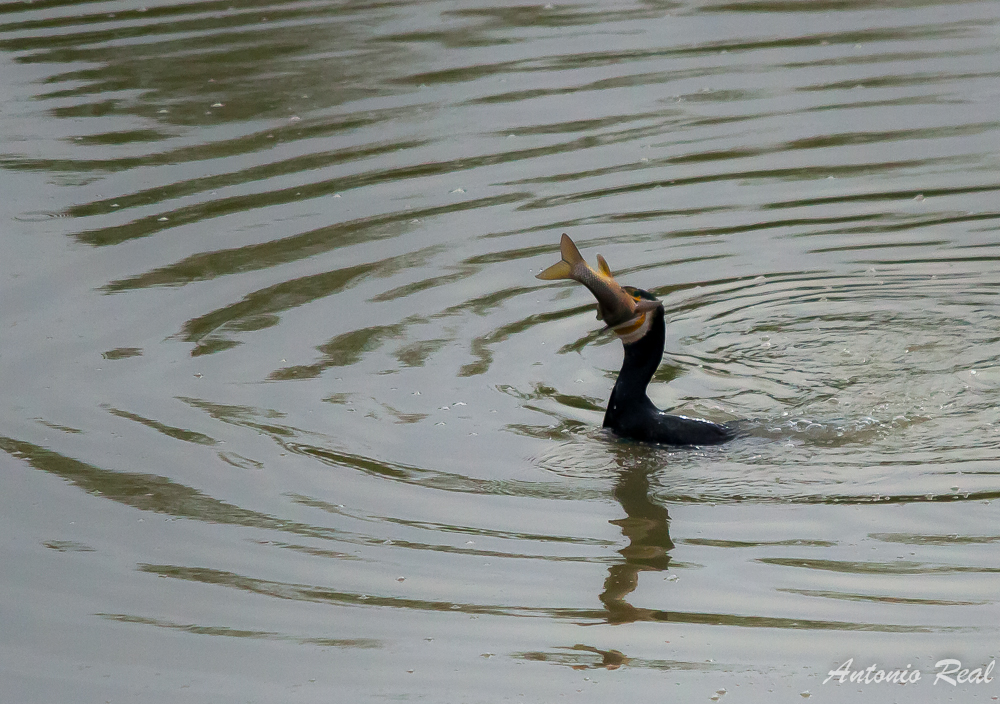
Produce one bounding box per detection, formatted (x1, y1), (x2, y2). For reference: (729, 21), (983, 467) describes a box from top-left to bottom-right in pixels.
(612, 305), (665, 403)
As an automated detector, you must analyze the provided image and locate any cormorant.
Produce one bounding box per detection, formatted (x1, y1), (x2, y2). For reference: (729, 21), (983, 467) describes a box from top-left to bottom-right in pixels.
(538, 233), (735, 446)
(602, 287), (735, 446)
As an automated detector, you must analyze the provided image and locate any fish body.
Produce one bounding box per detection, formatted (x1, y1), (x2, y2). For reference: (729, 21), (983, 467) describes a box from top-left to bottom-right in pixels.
(536, 233), (661, 329)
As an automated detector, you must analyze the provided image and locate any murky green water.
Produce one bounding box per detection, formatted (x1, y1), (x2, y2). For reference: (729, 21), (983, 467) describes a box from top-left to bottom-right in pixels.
(3, 0), (1000, 701)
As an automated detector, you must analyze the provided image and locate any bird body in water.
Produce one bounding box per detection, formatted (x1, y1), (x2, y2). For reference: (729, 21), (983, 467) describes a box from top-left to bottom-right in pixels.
(537, 234), (735, 446)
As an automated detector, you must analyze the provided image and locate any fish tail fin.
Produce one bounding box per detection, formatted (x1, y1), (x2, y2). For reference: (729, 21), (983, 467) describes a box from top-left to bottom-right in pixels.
(536, 261), (572, 280)
(559, 232), (585, 266)
(536, 233), (585, 280)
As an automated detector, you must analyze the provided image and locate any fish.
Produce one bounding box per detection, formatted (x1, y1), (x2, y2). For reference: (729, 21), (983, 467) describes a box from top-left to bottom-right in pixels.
(536, 233), (661, 330)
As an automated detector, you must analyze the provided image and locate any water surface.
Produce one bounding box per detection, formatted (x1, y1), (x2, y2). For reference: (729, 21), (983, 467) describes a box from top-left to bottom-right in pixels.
(3, 0), (1000, 701)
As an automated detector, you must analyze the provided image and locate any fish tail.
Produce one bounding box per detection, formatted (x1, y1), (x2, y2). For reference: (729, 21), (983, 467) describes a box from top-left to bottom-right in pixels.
(536, 233), (585, 280)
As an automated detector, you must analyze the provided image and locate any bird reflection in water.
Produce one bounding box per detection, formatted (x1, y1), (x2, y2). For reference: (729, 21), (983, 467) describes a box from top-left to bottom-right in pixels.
(600, 447), (674, 625)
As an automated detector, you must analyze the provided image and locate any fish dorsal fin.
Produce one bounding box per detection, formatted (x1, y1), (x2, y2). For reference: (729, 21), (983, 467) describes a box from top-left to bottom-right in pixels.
(596, 254), (612, 278)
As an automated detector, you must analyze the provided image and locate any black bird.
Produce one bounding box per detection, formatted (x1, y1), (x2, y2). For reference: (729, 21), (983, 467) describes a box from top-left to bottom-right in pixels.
(602, 288), (734, 445)
(538, 234), (735, 446)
